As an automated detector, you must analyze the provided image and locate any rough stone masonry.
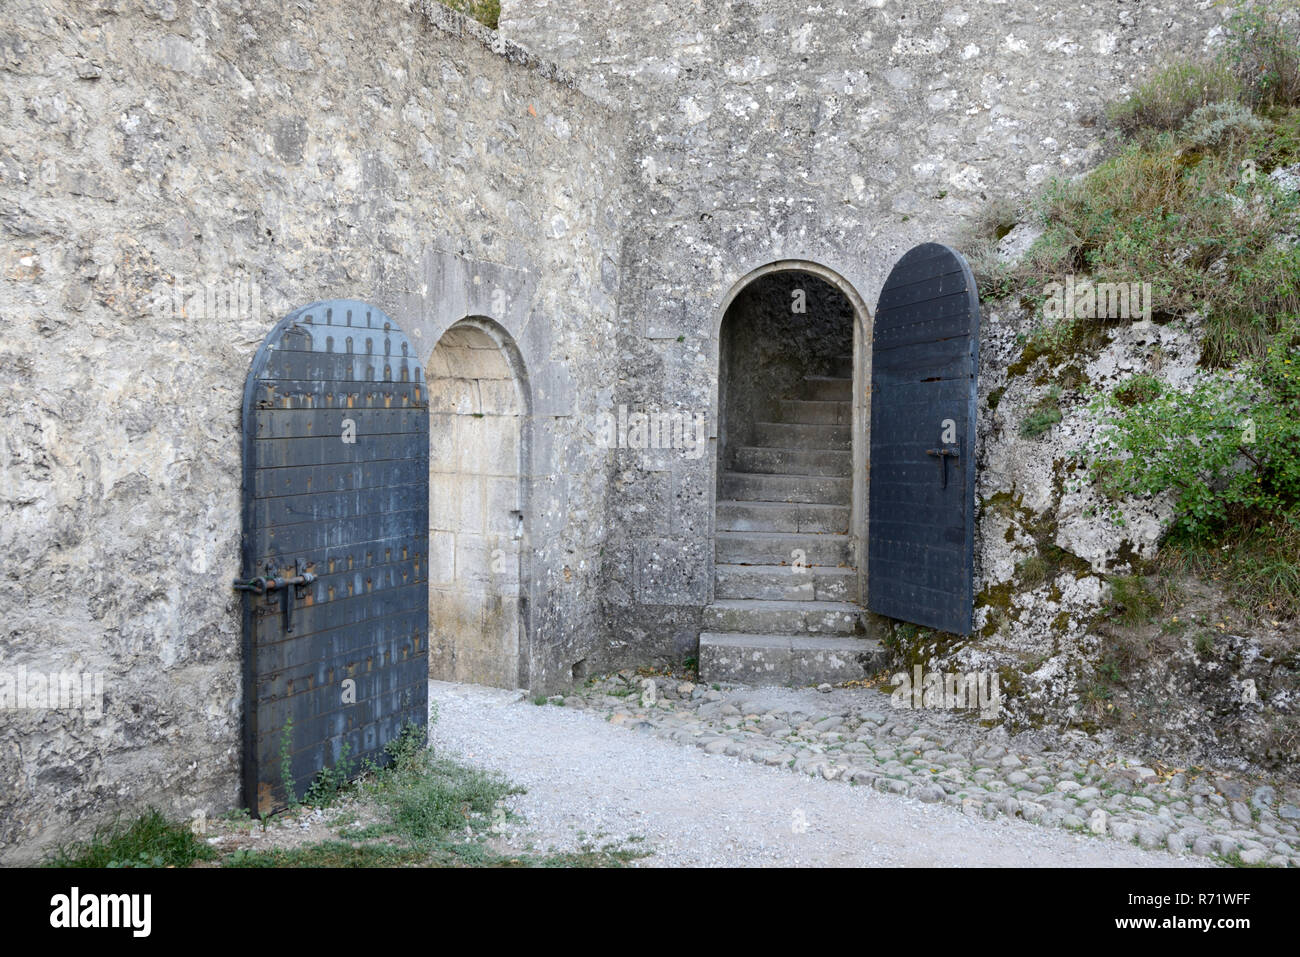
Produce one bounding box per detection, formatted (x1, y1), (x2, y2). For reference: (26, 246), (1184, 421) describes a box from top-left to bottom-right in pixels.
(0, 0), (1229, 862)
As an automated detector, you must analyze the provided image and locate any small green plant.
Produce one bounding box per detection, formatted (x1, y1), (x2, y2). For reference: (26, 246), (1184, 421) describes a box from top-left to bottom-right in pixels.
(1194, 631), (1216, 656)
(1020, 406), (1063, 438)
(303, 742), (356, 808)
(385, 721), (428, 771)
(532, 695), (547, 706)
(45, 808), (216, 868)
(1108, 59), (1242, 135)
(439, 0), (500, 29)
(1096, 655), (1123, 684)
(1106, 574), (1163, 626)
(1113, 374), (1163, 408)
(1015, 554), (1050, 587)
(1160, 516), (1300, 617)
(279, 715), (298, 809)
(1020, 385), (1064, 438)
(373, 742), (523, 856)
(1180, 100), (1267, 149)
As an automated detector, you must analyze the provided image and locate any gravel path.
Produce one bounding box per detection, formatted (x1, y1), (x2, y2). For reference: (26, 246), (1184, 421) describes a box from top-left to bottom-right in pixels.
(428, 680), (1207, 867)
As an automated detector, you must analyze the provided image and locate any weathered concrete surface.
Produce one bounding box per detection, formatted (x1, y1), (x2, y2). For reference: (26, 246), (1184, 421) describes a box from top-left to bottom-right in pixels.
(0, 0), (625, 863)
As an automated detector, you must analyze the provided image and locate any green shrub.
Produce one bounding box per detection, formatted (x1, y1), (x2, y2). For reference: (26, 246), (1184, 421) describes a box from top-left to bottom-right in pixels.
(1016, 133), (1300, 365)
(1090, 321), (1300, 539)
(1109, 59), (1243, 135)
(1180, 100), (1267, 149)
(1224, 1), (1300, 109)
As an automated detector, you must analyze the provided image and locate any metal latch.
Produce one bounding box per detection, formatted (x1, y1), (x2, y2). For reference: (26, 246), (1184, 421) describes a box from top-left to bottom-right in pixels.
(233, 561), (316, 632)
(925, 446), (960, 488)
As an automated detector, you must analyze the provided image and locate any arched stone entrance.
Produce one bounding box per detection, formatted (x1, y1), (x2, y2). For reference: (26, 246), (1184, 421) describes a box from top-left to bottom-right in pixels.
(425, 319), (529, 689)
(702, 261), (884, 685)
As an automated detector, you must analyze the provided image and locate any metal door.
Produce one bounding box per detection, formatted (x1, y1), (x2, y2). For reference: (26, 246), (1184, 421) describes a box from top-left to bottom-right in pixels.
(868, 244), (980, 635)
(238, 298), (428, 815)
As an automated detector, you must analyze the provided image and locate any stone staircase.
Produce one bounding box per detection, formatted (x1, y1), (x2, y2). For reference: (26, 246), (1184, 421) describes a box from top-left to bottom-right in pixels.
(700, 357), (887, 686)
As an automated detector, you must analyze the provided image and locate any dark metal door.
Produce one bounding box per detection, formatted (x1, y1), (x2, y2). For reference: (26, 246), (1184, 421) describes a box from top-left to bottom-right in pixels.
(868, 244), (980, 635)
(239, 298), (429, 816)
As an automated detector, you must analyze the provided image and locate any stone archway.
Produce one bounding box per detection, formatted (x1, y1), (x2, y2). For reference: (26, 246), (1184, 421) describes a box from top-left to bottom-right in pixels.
(701, 262), (884, 685)
(426, 319), (529, 689)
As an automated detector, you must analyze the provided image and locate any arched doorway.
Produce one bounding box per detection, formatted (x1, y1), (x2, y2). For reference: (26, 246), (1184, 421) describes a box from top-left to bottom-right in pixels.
(702, 262), (884, 685)
(425, 319), (529, 689)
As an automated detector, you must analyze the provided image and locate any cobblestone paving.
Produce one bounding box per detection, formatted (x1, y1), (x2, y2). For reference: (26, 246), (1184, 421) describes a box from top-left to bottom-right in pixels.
(561, 674), (1300, 867)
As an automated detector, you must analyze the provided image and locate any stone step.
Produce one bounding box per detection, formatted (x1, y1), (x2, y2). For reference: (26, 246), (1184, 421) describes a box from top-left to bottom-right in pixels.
(715, 500), (849, 534)
(801, 376), (853, 402)
(715, 530), (852, 567)
(703, 598), (862, 635)
(715, 563), (857, 602)
(776, 398), (851, 425)
(698, 632), (887, 686)
(752, 421), (850, 450)
(731, 446), (851, 477)
(831, 355), (853, 379)
(720, 471), (850, 506)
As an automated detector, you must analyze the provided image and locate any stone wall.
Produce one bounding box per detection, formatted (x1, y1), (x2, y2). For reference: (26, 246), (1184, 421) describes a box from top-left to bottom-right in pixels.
(0, 0), (1252, 862)
(0, 0), (625, 862)
(501, 0), (1228, 668)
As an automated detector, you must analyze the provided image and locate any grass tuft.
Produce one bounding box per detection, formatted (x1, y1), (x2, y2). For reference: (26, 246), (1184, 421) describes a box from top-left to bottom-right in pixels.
(44, 808), (216, 868)
(1109, 59), (1243, 136)
(439, 0), (500, 29)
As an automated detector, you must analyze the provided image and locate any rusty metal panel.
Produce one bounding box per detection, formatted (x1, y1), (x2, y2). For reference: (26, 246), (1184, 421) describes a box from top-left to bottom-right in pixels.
(239, 299), (428, 816)
(868, 244), (980, 635)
